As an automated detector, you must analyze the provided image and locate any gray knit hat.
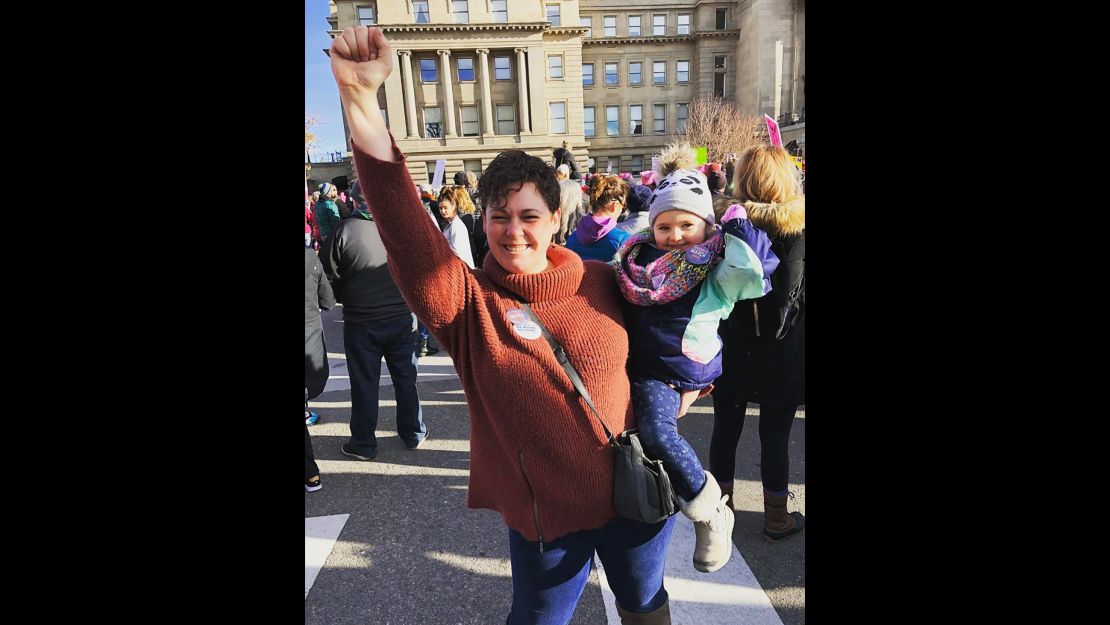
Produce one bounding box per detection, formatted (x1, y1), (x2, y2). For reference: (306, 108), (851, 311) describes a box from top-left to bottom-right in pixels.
(647, 168), (715, 226)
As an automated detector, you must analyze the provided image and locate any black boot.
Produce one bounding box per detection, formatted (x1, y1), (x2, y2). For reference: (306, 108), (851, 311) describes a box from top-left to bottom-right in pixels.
(417, 338), (439, 357)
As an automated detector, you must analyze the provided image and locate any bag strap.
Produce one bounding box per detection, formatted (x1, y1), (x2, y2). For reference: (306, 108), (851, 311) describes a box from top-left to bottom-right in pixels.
(497, 286), (615, 445)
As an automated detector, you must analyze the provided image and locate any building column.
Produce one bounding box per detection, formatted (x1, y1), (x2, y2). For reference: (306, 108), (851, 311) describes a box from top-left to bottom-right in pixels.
(438, 49), (457, 137)
(398, 50), (419, 138)
(476, 48), (494, 136)
(526, 45), (549, 136)
(514, 47), (531, 134)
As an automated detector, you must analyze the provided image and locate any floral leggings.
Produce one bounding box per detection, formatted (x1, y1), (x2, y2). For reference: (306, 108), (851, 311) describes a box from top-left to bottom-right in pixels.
(630, 378), (708, 501)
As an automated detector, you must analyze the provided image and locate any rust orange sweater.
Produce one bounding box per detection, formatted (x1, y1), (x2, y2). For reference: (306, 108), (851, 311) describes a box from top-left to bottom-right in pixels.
(355, 139), (635, 543)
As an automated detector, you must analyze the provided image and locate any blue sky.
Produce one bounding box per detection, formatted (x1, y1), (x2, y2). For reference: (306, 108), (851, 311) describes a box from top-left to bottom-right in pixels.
(305, 1), (346, 157)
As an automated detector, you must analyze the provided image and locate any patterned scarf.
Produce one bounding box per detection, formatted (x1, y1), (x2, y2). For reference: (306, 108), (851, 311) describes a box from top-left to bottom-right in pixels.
(613, 227), (725, 306)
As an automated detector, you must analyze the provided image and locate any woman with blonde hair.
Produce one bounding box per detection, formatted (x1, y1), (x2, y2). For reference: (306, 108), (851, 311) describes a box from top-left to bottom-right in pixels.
(709, 143), (806, 543)
(565, 174), (629, 262)
(436, 185), (476, 268)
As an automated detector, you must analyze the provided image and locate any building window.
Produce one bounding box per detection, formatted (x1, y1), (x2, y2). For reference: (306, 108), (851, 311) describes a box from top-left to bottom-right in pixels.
(420, 58), (437, 82)
(604, 16), (616, 37)
(608, 157), (620, 173)
(584, 107), (595, 137)
(629, 105), (643, 135)
(629, 61), (642, 86)
(677, 13), (691, 35)
(606, 105), (619, 136)
(357, 6), (376, 26)
(605, 62), (618, 86)
(426, 162), (438, 184)
(677, 60), (689, 83)
(546, 4), (560, 26)
(583, 63), (594, 86)
(492, 0), (508, 22)
(653, 14), (666, 35)
(452, 0), (469, 23)
(496, 104), (516, 135)
(424, 107), (442, 138)
(464, 159), (483, 180)
(413, 1), (429, 24)
(460, 106), (479, 136)
(653, 104), (666, 134)
(495, 56), (511, 80)
(653, 61), (665, 85)
(549, 102), (567, 134)
(548, 55), (563, 79)
(631, 155), (643, 173)
(628, 16), (641, 37)
(714, 56), (726, 97)
(581, 17), (592, 37)
(716, 8), (727, 30)
(457, 58), (475, 81)
(677, 102), (689, 133)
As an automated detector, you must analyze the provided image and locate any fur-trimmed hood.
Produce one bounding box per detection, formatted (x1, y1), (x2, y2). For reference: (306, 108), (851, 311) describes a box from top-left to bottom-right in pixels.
(744, 195), (805, 237)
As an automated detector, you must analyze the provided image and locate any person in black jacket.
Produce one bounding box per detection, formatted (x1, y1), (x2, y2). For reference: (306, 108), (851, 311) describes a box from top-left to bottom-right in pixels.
(709, 144), (806, 542)
(305, 247), (336, 492)
(320, 203), (429, 458)
(552, 140), (581, 181)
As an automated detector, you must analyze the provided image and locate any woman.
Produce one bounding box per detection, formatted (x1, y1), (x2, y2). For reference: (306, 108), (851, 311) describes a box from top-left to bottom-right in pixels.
(436, 186), (476, 269)
(314, 182), (342, 242)
(565, 173), (630, 262)
(709, 143), (806, 543)
(329, 26), (674, 625)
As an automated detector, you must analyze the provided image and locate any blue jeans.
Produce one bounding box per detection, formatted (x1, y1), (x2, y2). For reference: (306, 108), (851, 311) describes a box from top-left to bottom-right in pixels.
(343, 313), (427, 453)
(631, 378), (708, 501)
(506, 515), (675, 625)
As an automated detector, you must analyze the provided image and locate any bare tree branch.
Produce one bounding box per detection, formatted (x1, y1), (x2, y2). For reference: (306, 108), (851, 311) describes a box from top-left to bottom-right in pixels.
(681, 98), (768, 164)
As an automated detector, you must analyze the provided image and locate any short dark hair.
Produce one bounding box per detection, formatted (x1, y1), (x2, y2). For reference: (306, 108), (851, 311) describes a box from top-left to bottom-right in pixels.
(478, 150), (559, 214)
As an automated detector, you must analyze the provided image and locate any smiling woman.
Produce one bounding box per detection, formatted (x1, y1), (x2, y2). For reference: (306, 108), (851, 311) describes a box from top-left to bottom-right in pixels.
(328, 25), (680, 625)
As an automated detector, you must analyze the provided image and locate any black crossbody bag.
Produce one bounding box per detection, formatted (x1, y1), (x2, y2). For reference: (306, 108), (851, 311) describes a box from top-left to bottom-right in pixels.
(510, 299), (677, 524)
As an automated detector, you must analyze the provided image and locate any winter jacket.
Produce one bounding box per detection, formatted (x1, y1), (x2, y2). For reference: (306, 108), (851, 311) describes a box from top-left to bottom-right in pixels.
(442, 215), (476, 268)
(717, 196), (805, 405)
(566, 215), (629, 262)
(305, 248), (335, 399)
(618, 217), (779, 390)
(319, 210), (413, 324)
(315, 198), (342, 239)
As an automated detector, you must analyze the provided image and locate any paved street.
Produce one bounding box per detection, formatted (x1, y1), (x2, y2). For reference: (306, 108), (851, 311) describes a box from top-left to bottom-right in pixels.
(306, 305), (805, 624)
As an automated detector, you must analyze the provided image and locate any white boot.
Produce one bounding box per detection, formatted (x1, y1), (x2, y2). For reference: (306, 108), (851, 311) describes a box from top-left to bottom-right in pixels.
(679, 471), (735, 573)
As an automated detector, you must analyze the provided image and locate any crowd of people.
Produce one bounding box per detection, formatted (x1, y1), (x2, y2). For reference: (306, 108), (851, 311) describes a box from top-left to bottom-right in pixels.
(305, 25), (805, 625)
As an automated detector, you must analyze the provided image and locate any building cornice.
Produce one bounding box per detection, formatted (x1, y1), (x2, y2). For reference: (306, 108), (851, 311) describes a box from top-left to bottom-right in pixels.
(693, 30), (741, 39)
(584, 34), (694, 45)
(544, 26), (591, 36)
(582, 30), (740, 45)
(329, 22), (553, 36)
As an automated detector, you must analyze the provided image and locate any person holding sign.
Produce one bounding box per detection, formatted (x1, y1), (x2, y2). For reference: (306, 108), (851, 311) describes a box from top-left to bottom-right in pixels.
(611, 143), (780, 573)
(328, 25), (678, 624)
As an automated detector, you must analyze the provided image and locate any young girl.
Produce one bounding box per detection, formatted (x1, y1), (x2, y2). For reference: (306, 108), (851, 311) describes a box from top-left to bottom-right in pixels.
(613, 143), (779, 573)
